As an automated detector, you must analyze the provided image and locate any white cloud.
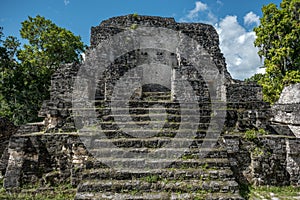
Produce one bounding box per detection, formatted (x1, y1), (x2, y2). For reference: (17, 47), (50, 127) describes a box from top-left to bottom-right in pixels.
(64, 0), (70, 6)
(207, 12), (218, 25)
(216, 15), (262, 80)
(81, 53), (85, 61)
(181, 2), (263, 80)
(244, 11), (260, 26)
(216, 0), (223, 6)
(187, 1), (208, 19)
(181, 1), (217, 25)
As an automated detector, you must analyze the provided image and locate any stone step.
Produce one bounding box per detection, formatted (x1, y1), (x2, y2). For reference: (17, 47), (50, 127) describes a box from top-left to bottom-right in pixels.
(75, 192), (243, 200)
(88, 147), (228, 159)
(142, 91), (171, 96)
(80, 128), (217, 135)
(89, 158), (231, 169)
(17, 122), (45, 134)
(99, 100), (176, 104)
(96, 121), (213, 131)
(88, 137), (220, 148)
(97, 107), (209, 114)
(77, 179), (239, 194)
(98, 121), (213, 127)
(92, 100), (222, 104)
(74, 100), (225, 109)
(99, 113), (212, 118)
(75, 114), (216, 123)
(78, 130), (217, 140)
(142, 94), (171, 101)
(82, 131), (211, 139)
(78, 101), (221, 110)
(142, 97), (171, 101)
(82, 168), (235, 181)
(98, 121), (202, 125)
(73, 107), (217, 112)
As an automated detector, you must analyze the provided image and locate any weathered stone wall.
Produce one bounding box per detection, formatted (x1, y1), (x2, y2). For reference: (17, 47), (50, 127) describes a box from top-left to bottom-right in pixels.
(223, 135), (300, 186)
(38, 63), (80, 132)
(3, 133), (300, 190)
(271, 83), (300, 138)
(89, 14), (231, 103)
(0, 117), (18, 177)
(4, 133), (90, 190)
(0, 117), (17, 157)
(225, 81), (271, 132)
(92, 15), (229, 78)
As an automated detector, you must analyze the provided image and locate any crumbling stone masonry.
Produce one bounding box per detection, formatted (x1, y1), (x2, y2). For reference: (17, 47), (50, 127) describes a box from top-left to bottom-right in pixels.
(0, 117), (18, 177)
(1, 15), (299, 199)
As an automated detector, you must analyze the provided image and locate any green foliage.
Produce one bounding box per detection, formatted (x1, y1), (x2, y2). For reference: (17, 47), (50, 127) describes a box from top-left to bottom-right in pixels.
(3, 36), (20, 60)
(252, 0), (300, 103)
(0, 28), (26, 124)
(239, 183), (252, 199)
(244, 129), (258, 141)
(245, 73), (264, 83)
(132, 13), (139, 18)
(283, 69), (300, 84)
(18, 15), (85, 71)
(252, 147), (264, 157)
(243, 128), (268, 141)
(130, 24), (138, 30)
(0, 16), (86, 125)
(142, 175), (160, 183)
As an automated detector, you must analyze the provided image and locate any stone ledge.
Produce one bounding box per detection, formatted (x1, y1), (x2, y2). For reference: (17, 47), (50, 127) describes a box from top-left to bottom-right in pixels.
(223, 134), (300, 186)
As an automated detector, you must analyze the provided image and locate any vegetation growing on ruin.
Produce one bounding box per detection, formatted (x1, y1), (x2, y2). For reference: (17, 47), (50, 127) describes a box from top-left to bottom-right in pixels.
(243, 128), (268, 141)
(0, 178), (76, 200)
(249, 185), (300, 199)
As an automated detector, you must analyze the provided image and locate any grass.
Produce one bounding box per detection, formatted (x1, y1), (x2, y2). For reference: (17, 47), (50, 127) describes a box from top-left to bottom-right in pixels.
(0, 191), (76, 200)
(0, 178), (76, 200)
(141, 175), (160, 183)
(239, 184), (300, 200)
(250, 186), (300, 199)
(1, 176), (300, 200)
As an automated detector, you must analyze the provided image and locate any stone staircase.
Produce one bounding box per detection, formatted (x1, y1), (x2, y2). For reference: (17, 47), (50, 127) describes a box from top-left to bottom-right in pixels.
(75, 91), (243, 200)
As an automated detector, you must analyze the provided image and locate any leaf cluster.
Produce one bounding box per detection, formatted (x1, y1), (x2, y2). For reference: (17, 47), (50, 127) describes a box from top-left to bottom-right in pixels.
(252, 0), (300, 103)
(0, 15), (86, 125)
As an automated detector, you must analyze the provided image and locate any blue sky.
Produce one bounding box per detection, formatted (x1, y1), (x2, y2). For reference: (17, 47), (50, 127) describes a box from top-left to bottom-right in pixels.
(1, 0), (282, 80)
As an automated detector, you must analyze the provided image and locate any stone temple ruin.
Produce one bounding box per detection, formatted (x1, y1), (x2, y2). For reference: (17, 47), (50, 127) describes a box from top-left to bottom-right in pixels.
(0, 15), (299, 199)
